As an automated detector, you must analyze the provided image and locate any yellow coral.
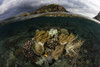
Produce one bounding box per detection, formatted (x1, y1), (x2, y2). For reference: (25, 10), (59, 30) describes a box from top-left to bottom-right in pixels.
(52, 45), (64, 60)
(34, 42), (44, 56)
(59, 33), (77, 46)
(59, 33), (68, 45)
(67, 33), (78, 43)
(44, 54), (48, 57)
(34, 30), (50, 44)
(34, 30), (50, 56)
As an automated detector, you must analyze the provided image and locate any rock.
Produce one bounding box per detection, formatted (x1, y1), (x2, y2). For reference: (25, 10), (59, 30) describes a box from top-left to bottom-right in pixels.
(31, 4), (69, 14)
(94, 12), (100, 21)
(13, 4), (69, 18)
(15, 12), (30, 17)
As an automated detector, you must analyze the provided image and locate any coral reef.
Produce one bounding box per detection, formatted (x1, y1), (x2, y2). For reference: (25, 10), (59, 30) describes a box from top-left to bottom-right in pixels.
(22, 27), (84, 66)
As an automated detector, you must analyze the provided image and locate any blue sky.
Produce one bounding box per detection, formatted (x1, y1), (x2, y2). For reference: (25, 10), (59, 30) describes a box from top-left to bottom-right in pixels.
(0, 0), (100, 21)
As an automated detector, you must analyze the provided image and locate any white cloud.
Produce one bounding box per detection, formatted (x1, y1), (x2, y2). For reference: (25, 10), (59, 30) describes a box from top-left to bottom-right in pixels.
(0, 0), (100, 20)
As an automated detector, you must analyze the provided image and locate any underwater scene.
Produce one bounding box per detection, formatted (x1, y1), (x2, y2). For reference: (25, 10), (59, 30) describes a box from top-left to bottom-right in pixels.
(0, 13), (100, 67)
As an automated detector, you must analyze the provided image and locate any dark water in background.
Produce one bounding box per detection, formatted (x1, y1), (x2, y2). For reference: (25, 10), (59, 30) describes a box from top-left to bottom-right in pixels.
(0, 17), (100, 67)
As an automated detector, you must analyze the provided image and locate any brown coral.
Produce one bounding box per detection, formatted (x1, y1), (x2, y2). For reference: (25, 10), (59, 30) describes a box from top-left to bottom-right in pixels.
(65, 39), (84, 57)
(33, 30), (50, 56)
(67, 33), (78, 43)
(59, 33), (68, 45)
(45, 38), (60, 49)
(23, 40), (34, 58)
(34, 30), (50, 44)
(52, 45), (64, 60)
(59, 32), (84, 57)
(34, 42), (44, 56)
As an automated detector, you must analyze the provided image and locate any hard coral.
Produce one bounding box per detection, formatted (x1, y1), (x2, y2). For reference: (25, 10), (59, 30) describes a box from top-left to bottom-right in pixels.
(48, 28), (58, 37)
(59, 33), (68, 45)
(23, 40), (34, 58)
(34, 42), (44, 56)
(67, 33), (78, 43)
(34, 30), (50, 44)
(34, 30), (50, 56)
(52, 45), (64, 60)
(22, 28), (85, 66)
(65, 39), (84, 57)
(45, 38), (59, 49)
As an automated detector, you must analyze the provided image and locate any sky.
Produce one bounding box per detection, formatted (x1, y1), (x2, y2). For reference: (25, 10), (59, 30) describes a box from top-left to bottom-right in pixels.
(0, 0), (100, 21)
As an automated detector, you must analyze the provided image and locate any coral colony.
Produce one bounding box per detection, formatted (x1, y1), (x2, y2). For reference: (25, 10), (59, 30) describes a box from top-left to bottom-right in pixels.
(22, 28), (84, 65)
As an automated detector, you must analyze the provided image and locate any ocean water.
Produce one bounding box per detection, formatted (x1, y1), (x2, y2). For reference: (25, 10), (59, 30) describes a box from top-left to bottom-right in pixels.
(0, 16), (100, 67)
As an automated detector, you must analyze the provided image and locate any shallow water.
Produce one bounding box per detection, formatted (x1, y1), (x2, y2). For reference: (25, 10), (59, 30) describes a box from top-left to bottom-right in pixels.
(0, 16), (100, 67)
